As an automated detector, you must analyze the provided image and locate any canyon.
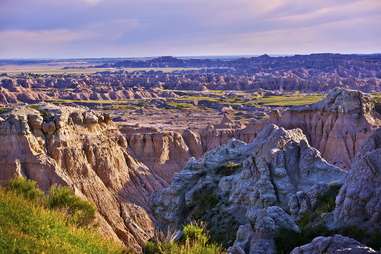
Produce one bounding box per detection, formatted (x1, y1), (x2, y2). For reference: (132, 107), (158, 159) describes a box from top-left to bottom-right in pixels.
(1, 54), (381, 253)
(0, 87), (380, 253)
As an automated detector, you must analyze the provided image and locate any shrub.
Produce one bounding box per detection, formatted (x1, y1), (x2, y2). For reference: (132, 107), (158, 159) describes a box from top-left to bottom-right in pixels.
(7, 177), (45, 203)
(183, 222), (208, 245)
(276, 184), (342, 253)
(47, 185), (96, 227)
(275, 225), (332, 254)
(216, 161), (240, 176)
(190, 190), (219, 220)
(204, 209), (239, 247)
(338, 226), (381, 250)
(144, 223), (225, 254)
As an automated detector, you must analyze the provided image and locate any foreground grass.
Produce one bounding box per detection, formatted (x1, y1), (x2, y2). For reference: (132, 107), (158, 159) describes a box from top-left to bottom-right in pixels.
(144, 223), (225, 254)
(0, 186), (124, 254)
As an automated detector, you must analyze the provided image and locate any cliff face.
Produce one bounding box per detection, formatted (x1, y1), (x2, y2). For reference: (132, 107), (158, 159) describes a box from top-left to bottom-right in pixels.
(152, 124), (346, 253)
(0, 104), (167, 253)
(120, 88), (381, 188)
(242, 88), (381, 169)
(334, 128), (381, 232)
(121, 116), (244, 183)
(124, 130), (192, 183)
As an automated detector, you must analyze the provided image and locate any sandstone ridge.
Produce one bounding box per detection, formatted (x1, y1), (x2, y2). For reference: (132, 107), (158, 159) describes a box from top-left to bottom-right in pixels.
(0, 103), (167, 252)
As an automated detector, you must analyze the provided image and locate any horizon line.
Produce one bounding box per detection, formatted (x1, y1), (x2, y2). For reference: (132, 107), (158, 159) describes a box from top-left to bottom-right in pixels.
(1, 52), (381, 61)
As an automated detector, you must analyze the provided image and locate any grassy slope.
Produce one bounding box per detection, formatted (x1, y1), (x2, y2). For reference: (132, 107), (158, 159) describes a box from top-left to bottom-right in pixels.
(0, 189), (124, 254)
(253, 94), (323, 106)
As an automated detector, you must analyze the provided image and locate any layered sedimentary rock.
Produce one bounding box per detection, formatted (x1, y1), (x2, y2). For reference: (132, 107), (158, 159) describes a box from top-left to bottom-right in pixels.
(121, 115), (244, 183)
(0, 104), (167, 252)
(152, 124), (346, 253)
(334, 128), (381, 232)
(0, 78), (166, 105)
(123, 88), (381, 187)
(243, 88), (381, 169)
(124, 130), (192, 183)
(291, 235), (377, 254)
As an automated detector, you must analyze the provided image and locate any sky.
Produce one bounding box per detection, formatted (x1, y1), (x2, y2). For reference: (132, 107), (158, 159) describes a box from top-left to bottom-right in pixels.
(0, 0), (380, 58)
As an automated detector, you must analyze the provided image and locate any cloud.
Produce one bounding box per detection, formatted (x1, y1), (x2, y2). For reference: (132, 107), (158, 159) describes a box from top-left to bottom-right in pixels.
(0, 0), (380, 58)
(81, 0), (104, 5)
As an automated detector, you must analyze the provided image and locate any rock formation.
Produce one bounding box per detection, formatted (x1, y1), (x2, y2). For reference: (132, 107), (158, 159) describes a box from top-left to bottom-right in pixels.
(120, 115), (244, 183)
(242, 88), (381, 169)
(124, 130), (192, 183)
(334, 128), (381, 232)
(0, 104), (167, 252)
(152, 124), (346, 253)
(291, 235), (378, 254)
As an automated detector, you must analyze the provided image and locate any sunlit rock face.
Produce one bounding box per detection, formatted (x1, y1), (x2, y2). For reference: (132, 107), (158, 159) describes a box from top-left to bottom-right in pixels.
(0, 103), (167, 253)
(242, 88), (381, 169)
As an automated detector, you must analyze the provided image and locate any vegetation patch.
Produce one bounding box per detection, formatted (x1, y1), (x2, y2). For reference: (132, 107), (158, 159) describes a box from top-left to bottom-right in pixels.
(167, 101), (194, 109)
(202, 207), (240, 247)
(253, 94), (323, 107)
(0, 107), (10, 114)
(144, 222), (225, 254)
(276, 183), (381, 252)
(275, 225), (332, 254)
(0, 178), (124, 254)
(215, 161), (241, 176)
(337, 226), (381, 251)
(47, 185), (96, 227)
(7, 177), (96, 228)
(190, 191), (219, 220)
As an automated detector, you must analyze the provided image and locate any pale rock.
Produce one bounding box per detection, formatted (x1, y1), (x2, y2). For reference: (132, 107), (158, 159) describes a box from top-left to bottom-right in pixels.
(242, 88), (381, 169)
(334, 128), (381, 232)
(291, 235), (378, 254)
(152, 124), (345, 253)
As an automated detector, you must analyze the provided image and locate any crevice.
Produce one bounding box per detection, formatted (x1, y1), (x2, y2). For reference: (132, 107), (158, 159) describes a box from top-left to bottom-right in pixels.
(268, 162), (280, 203)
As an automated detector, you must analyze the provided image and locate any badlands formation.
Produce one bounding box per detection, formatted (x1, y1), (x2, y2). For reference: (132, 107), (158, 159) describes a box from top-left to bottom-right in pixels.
(0, 104), (166, 252)
(125, 87), (381, 182)
(0, 88), (380, 253)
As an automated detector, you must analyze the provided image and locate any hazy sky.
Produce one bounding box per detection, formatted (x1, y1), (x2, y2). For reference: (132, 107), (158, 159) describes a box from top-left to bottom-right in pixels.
(0, 0), (380, 58)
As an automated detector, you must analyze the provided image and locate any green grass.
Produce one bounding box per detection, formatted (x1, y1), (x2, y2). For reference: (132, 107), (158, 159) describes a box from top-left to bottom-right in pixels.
(176, 93), (324, 108)
(167, 102), (194, 109)
(0, 107), (9, 114)
(177, 96), (220, 103)
(0, 179), (124, 254)
(144, 222), (225, 254)
(45, 92), (325, 111)
(253, 94), (323, 106)
(47, 186), (96, 227)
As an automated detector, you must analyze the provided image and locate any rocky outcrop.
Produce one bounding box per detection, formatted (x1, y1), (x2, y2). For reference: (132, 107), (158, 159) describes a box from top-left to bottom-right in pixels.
(0, 104), (167, 252)
(0, 78), (168, 105)
(334, 128), (381, 232)
(120, 116), (244, 183)
(125, 130), (192, 183)
(152, 124), (346, 253)
(243, 88), (381, 169)
(291, 235), (378, 254)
